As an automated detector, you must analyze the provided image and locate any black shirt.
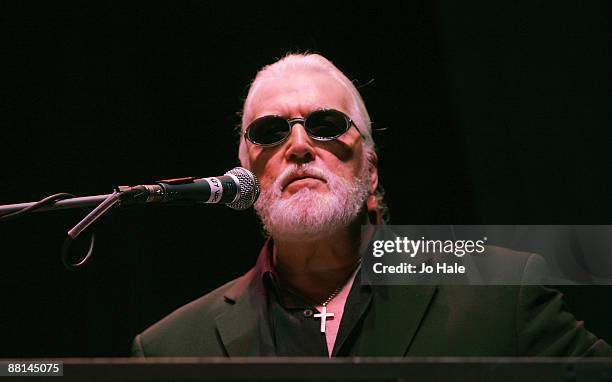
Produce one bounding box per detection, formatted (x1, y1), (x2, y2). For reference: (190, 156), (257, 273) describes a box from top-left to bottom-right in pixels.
(258, 240), (373, 356)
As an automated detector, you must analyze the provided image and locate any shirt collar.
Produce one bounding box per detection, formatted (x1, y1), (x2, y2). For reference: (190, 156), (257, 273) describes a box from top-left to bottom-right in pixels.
(256, 237), (322, 309)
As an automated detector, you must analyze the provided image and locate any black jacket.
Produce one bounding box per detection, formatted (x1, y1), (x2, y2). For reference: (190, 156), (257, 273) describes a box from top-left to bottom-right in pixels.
(132, 244), (611, 357)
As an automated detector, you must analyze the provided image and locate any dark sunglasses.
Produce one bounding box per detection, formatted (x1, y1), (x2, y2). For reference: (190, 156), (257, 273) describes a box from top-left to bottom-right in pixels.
(244, 108), (363, 147)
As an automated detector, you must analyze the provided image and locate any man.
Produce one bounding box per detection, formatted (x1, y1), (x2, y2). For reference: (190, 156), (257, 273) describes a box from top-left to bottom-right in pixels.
(132, 53), (611, 357)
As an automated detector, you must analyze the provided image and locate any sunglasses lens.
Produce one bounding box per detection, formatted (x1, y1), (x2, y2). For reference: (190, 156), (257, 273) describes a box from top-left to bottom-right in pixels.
(246, 116), (290, 145)
(306, 110), (349, 139)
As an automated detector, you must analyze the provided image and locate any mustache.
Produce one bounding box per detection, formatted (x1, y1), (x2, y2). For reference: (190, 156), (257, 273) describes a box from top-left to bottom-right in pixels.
(274, 163), (331, 193)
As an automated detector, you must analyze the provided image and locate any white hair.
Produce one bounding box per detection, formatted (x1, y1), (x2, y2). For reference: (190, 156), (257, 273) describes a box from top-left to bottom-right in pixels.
(238, 53), (375, 167)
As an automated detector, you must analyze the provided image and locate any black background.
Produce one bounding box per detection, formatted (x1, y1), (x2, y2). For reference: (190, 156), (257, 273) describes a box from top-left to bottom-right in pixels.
(1, 1), (610, 356)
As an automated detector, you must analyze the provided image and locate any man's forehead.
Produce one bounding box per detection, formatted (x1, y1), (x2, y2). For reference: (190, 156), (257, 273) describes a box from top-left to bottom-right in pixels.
(248, 71), (352, 119)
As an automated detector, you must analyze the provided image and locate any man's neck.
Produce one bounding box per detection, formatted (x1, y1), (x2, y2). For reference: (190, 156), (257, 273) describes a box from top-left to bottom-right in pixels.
(271, 218), (365, 304)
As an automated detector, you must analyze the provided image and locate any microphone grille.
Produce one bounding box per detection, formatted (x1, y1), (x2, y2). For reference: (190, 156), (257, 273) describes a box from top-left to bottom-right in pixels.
(224, 167), (260, 210)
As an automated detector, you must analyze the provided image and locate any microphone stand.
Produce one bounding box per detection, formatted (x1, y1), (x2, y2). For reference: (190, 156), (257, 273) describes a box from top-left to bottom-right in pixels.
(0, 167), (259, 270)
(0, 194), (115, 215)
(0, 187), (151, 270)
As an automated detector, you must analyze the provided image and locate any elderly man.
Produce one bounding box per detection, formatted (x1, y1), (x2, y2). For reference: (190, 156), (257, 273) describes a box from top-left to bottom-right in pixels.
(132, 53), (610, 357)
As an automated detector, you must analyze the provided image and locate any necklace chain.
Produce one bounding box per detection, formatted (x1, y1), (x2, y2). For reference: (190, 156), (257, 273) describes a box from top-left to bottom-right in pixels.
(319, 258), (362, 307)
(320, 285), (343, 307)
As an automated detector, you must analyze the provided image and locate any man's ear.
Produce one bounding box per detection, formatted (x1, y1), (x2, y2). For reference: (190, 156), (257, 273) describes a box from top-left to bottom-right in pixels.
(366, 150), (380, 224)
(367, 150), (379, 194)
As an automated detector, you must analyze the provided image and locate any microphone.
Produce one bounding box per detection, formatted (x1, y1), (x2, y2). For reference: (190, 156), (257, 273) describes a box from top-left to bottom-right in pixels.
(118, 167), (260, 210)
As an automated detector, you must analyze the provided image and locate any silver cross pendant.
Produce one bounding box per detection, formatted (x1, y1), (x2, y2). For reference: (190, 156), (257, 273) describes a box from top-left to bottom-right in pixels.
(313, 306), (334, 333)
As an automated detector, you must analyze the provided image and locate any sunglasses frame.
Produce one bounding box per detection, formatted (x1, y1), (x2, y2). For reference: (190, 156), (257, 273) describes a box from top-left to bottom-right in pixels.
(244, 108), (363, 147)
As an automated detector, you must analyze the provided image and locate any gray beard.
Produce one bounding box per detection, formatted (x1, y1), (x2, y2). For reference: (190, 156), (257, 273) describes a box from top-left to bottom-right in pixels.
(254, 162), (370, 242)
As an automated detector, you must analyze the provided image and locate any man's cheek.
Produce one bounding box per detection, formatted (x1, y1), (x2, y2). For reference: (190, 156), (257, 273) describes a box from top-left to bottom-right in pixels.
(263, 176), (278, 193)
(250, 147), (280, 172)
(249, 155), (269, 178)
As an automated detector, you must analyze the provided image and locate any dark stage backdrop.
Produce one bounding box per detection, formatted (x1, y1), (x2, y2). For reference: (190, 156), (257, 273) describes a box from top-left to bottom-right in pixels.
(1, 1), (610, 357)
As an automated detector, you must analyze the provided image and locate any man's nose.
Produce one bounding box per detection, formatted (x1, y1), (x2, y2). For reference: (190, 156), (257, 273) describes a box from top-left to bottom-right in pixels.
(284, 123), (315, 164)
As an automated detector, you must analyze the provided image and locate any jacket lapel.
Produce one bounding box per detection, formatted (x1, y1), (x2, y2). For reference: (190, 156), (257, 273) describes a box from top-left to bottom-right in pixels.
(214, 268), (274, 356)
(355, 225), (438, 355)
(353, 284), (437, 356)
(215, 239), (277, 357)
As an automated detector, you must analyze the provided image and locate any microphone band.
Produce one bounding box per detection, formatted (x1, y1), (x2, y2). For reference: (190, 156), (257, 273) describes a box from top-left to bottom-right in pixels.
(200, 177), (224, 203)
